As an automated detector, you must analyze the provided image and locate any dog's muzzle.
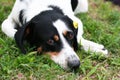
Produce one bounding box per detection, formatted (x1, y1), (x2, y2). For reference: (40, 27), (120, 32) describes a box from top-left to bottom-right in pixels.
(50, 48), (80, 70)
(67, 55), (80, 70)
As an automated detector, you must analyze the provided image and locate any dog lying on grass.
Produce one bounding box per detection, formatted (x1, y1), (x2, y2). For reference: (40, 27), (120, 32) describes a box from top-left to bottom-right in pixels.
(1, 0), (108, 70)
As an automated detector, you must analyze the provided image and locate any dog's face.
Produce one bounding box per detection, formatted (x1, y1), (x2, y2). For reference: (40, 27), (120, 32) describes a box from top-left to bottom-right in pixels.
(15, 15), (80, 70)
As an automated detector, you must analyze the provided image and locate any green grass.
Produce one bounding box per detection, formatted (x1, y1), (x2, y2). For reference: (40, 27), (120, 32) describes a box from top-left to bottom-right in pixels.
(0, 0), (120, 80)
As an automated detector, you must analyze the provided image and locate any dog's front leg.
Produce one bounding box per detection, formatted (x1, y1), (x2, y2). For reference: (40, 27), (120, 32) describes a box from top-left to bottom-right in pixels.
(80, 38), (108, 55)
(2, 18), (17, 38)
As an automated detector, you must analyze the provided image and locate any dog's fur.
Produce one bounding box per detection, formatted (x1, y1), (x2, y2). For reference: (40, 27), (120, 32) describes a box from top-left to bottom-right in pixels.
(1, 0), (108, 70)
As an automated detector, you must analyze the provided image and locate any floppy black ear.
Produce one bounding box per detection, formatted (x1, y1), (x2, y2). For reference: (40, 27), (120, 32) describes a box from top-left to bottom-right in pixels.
(15, 22), (33, 54)
(73, 36), (78, 51)
(73, 22), (78, 51)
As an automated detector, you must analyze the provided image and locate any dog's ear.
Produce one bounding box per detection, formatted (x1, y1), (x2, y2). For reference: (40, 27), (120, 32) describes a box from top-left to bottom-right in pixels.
(73, 36), (78, 51)
(72, 21), (78, 51)
(15, 22), (34, 54)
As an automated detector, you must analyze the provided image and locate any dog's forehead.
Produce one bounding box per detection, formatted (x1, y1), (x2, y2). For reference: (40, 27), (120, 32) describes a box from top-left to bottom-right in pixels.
(34, 21), (60, 40)
(53, 19), (72, 33)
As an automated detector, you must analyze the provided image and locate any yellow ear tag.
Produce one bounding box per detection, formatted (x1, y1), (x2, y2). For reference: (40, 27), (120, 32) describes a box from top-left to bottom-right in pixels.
(73, 21), (78, 29)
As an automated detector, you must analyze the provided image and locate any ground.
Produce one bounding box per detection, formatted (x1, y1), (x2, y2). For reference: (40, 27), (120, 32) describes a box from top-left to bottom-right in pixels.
(0, 0), (120, 80)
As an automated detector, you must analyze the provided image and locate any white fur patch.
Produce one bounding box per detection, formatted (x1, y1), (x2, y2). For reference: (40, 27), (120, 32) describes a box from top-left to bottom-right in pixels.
(74, 0), (88, 14)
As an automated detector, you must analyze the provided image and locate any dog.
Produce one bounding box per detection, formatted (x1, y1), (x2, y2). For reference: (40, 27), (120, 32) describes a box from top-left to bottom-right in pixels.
(1, 0), (108, 70)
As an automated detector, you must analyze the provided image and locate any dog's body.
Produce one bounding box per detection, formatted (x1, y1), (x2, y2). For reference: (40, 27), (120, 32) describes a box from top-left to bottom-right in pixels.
(1, 0), (108, 70)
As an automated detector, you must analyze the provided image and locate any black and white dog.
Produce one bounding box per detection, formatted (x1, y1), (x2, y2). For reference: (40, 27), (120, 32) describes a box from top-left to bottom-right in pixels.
(1, 0), (108, 70)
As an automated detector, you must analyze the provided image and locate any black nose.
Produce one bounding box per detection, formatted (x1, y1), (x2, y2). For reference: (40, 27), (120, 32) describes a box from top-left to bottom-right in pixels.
(68, 60), (80, 70)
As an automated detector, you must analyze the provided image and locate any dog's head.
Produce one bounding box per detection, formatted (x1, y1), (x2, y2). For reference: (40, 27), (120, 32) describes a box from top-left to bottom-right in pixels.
(15, 14), (80, 70)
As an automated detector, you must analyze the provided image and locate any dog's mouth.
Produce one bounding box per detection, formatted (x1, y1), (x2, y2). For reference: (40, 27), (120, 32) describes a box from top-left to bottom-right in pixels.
(47, 48), (80, 70)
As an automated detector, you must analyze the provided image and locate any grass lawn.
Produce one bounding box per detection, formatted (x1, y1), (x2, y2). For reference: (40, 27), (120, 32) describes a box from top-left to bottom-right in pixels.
(0, 0), (120, 80)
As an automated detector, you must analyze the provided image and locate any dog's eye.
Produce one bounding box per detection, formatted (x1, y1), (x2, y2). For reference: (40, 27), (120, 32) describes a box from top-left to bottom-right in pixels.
(63, 31), (74, 40)
(67, 32), (74, 40)
(47, 39), (54, 45)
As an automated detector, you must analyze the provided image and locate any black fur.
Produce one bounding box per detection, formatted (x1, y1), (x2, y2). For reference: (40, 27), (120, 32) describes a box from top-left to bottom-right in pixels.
(25, 17), (63, 52)
(19, 10), (24, 25)
(49, 6), (64, 15)
(71, 0), (78, 11)
(15, 22), (30, 53)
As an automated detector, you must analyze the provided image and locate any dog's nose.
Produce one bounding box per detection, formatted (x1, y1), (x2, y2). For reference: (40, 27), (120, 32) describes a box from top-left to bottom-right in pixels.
(68, 60), (80, 70)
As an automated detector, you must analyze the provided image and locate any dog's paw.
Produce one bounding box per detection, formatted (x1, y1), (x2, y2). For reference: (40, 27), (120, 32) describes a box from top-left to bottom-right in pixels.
(2, 19), (17, 38)
(91, 44), (108, 55)
(82, 40), (108, 55)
